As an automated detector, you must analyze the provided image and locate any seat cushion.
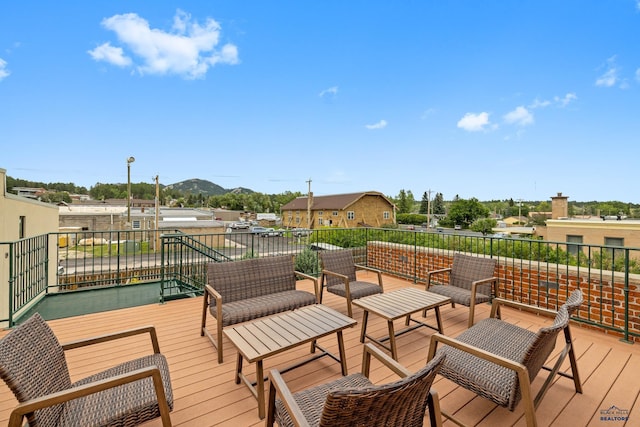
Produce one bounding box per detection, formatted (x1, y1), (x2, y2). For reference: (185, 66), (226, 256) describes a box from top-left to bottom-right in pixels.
(436, 318), (538, 410)
(58, 353), (173, 427)
(428, 284), (490, 306)
(213, 290), (317, 326)
(275, 373), (373, 427)
(327, 281), (382, 300)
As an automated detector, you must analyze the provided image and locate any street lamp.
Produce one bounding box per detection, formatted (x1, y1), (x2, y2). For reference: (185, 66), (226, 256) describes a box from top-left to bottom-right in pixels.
(127, 156), (135, 224)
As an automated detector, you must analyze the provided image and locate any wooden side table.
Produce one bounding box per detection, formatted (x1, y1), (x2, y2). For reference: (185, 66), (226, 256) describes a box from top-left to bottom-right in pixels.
(224, 304), (357, 419)
(352, 287), (451, 360)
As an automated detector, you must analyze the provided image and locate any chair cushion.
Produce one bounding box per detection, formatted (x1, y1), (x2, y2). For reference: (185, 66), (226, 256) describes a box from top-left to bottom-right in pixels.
(58, 353), (174, 427)
(436, 318), (538, 410)
(275, 373), (373, 427)
(326, 281), (383, 300)
(212, 290), (317, 326)
(428, 284), (490, 306)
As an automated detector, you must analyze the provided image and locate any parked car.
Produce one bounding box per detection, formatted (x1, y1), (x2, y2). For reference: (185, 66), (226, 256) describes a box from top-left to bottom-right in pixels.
(250, 226), (269, 234)
(261, 228), (284, 237)
(491, 232), (509, 238)
(230, 222), (250, 229)
(454, 224), (462, 230)
(292, 228), (312, 237)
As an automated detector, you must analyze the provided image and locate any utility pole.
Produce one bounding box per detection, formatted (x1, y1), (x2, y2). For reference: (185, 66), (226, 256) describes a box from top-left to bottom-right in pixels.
(154, 175), (160, 251)
(306, 178), (312, 229)
(518, 198), (523, 224)
(126, 156), (135, 225)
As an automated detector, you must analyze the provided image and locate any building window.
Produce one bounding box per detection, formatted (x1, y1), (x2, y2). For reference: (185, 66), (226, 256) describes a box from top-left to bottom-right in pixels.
(604, 237), (624, 259)
(383, 211), (390, 220)
(347, 211), (355, 220)
(287, 211), (292, 219)
(318, 211), (323, 216)
(318, 218), (324, 225)
(18, 216), (26, 239)
(132, 220), (142, 230)
(296, 210), (300, 218)
(295, 217), (300, 224)
(566, 235), (583, 256)
(332, 211), (338, 216)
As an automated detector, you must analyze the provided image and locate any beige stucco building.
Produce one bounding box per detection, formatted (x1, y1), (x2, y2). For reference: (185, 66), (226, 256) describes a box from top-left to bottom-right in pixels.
(0, 168), (59, 326)
(281, 191), (396, 229)
(542, 192), (640, 251)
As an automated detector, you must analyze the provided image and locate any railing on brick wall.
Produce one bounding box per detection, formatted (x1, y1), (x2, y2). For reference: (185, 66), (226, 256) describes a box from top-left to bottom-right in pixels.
(364, 232), (640, 343)
(3, 227), (639, 340)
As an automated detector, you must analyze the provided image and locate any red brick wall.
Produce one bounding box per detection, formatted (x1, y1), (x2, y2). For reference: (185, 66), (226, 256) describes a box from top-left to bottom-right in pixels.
(366, 241), (640, 343)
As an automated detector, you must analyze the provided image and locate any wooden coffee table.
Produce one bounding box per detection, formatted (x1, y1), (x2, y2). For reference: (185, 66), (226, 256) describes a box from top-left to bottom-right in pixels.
(352, 287), (451, 360)
(223, 304), (357, 419)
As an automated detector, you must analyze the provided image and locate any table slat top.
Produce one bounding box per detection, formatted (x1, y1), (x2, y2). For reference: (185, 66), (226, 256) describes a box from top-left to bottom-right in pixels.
(223, 304), (356, 362)
(352, 287), (451, 320)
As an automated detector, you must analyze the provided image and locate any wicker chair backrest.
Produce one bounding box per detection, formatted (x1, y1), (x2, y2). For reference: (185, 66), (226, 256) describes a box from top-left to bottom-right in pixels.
(450, 254), (496, 295)
(510, 289), (583, 410)
(318, 353), (445, 427)
(0, 313), (71, 427)
(319, 250), (357, 288)
(207, 255), (298, 304)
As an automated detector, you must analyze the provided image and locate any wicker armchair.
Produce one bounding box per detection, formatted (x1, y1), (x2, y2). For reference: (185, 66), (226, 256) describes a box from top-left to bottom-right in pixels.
(319, 249), (383, 317)
(0, 313), (173, 427)
(422, 253), (498, 327)
(427, 289), (583, 427)
(267, 343), (445, 427)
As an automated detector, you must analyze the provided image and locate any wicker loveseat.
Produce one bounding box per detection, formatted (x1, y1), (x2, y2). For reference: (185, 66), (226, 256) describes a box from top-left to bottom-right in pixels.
(201, 255), (319, 363)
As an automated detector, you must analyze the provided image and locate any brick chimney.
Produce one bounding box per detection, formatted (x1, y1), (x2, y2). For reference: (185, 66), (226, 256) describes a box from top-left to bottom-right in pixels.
(551, 192), (569, 219)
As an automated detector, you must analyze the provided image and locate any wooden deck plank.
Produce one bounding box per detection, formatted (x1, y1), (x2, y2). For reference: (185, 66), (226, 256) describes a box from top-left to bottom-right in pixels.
(0, 273), (639, 426)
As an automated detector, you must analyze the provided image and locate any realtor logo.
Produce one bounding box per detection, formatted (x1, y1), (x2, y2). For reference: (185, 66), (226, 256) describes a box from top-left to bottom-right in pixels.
(600, 405), (630, 422)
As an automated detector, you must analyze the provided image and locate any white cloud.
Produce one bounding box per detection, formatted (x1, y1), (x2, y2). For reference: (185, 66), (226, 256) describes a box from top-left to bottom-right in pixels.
(529, 98), (551, 109)
(555, 92), (577, 107)
(529, 92), (577, 110)
(421, 108), (436, 119)
(504, 106), (534, 126)
(365, 119), (387, 130)
(0, 58), (9, 81)
(89, 9), (239, 79)
(457, 112), (491, 132)
(87, 42), (132, 67)
(319, 86), (338, 98)
(595, 56), (619, 87)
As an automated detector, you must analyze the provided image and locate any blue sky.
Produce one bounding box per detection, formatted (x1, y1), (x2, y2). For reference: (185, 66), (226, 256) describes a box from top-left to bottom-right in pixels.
(2, 1), (640, 203)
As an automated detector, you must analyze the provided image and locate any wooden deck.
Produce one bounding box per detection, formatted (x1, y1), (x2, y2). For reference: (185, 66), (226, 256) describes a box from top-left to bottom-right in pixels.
(1, 272), (638, 426)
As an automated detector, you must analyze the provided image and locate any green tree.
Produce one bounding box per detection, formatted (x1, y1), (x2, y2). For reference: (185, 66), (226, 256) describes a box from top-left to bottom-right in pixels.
(432, 192), (445, 215)
(396, 189), (412, 214)
(442, 197), (489, 228)
(535, 201), (551, 212)
(419, 191), (429, 214)
(406, 190), (416, 213)
(40, 191), (72, 204)
(471, 218), (497, 235)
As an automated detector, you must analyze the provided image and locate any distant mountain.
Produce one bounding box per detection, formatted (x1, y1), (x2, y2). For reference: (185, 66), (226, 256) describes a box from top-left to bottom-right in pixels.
(165, 179), (254, 196)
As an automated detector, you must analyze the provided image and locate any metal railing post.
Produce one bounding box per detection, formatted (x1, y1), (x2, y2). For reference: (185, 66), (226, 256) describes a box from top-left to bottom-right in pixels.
(8, 243), (14, 327)
(622, 249), (631, 343)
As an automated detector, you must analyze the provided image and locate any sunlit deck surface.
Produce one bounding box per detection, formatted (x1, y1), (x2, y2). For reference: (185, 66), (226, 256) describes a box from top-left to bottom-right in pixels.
(1, 273), (638, 426)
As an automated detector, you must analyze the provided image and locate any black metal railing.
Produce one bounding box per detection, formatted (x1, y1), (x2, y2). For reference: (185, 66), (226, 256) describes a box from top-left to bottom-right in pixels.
(3, 227), (639, 340)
